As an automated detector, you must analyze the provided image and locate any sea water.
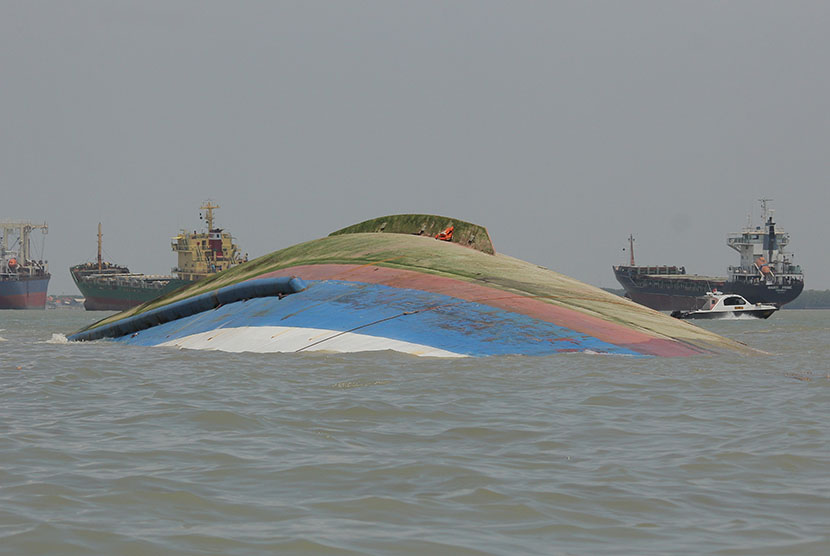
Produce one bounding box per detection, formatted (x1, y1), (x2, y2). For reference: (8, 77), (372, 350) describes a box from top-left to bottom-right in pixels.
(1, 309), (828, 555)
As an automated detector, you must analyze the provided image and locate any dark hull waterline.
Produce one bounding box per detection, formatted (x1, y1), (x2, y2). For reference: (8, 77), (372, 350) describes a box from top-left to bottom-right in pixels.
(614, 268), (803, 311)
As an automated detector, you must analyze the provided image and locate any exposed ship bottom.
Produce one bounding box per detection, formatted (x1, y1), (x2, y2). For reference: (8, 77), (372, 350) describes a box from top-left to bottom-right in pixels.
(613, 267), (803, 311)
(0, 276), (50, 309)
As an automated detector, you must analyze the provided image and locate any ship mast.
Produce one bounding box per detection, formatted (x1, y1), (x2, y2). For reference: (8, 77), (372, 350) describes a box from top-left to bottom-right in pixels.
(759, 198), (776, 264)
(759, 198), (772, 223)
(202, 201), (219, 231)
(97, 222), (103, 271)
(3, 221), (48, 264)
(628, 234), (635, 266)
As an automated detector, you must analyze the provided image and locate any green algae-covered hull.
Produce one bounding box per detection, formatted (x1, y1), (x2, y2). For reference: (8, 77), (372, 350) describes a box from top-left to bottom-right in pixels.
(70, 215), (757, 357)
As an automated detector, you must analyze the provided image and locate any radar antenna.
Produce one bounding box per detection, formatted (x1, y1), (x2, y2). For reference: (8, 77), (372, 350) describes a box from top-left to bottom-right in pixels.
(759, 198), (773, 223)
(201, 201), (220, 231)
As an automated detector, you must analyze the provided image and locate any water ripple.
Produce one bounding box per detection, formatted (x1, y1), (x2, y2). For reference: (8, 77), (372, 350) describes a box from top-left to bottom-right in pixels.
(1, 310), (829, 554)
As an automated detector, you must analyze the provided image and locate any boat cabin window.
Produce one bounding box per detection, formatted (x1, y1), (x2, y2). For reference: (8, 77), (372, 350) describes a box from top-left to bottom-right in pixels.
(722, 296), (745, 306)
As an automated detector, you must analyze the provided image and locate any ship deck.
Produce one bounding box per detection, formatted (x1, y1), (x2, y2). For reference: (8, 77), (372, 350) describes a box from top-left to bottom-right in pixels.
(639, 274), (725, 281)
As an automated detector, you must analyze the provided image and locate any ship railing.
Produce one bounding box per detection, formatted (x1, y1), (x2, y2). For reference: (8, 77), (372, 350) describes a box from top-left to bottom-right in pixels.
(728, 266), (754, 275)
(632, 266), (685, 275)
(727, 234), (757, 246)
(730, 264), (803, 278)
(727, 232), (790, 245)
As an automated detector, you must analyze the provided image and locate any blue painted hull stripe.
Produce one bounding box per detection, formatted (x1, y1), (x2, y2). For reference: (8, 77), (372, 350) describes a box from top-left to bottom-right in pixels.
(112, 280), (645, 357)
(69, 277), (306, 342)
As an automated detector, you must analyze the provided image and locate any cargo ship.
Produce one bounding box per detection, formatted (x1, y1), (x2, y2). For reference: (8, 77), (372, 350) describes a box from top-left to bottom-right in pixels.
(69, 213), (758, 358)
(613, 200), (804, 311)
(0, 220), (50, 310)
(70, 202), (246, 311)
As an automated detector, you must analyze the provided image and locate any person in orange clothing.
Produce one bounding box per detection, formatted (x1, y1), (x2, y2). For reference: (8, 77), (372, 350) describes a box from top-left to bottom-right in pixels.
(435, 225), (453, 241)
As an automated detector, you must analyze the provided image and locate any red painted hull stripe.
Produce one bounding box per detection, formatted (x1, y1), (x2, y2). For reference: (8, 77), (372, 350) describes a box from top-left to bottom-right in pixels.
(0, 291), (47, 309)
(254, 264), (707, 357)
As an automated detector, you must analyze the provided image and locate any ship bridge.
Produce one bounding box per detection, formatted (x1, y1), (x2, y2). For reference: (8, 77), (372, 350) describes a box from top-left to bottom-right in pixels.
(727, 227), (790, 268)
(726, 201), (802, 281)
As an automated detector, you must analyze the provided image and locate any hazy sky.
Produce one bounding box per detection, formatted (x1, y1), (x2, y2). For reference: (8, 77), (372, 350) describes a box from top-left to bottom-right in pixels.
(3, 1), (829, 294)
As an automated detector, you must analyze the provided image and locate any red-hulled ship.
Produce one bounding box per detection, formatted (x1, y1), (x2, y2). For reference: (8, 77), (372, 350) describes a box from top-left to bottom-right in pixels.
(613, 200), (804, 311)
(1, 220), (50, 310)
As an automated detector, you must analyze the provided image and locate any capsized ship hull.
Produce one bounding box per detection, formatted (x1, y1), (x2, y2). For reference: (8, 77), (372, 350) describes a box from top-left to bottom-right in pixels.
(0, 276), (50, 310)
(70, 215), (758, 358)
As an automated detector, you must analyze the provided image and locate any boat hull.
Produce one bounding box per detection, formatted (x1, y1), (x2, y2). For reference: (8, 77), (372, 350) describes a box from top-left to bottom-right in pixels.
(71, 270), (190, 311)
(728, 280), (804, 308)
(613, 267), (803, 311)
(70, 230), (761, 358)
(81, 275), (696, 357)
(672, 308), (777, 320)
(80, 289), (184, 311)
(0, 276), (50, 310)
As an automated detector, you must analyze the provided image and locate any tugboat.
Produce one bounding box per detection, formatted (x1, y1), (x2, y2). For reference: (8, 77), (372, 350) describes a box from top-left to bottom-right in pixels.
(670, 291), (778, 320)
(613, 199), (804, 311)
(0, 220), (50, 309)
(70, 202), (246, 311)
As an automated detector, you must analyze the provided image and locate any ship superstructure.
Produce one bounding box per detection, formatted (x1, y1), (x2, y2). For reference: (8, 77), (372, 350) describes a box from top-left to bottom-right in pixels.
(71, 202), (245, 311)
(725, 199), (803, 294)
(171, 202), (243, 280)
(0, 220), (50, 309)
(613, 200), (804, 311)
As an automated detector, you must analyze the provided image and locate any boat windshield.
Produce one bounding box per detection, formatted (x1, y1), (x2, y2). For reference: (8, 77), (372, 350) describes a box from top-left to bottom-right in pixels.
(722, 296), (746, 306)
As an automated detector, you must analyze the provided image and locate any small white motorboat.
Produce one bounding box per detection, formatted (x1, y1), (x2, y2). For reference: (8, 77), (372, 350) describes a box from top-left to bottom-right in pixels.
(670, 290), (778, 320)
